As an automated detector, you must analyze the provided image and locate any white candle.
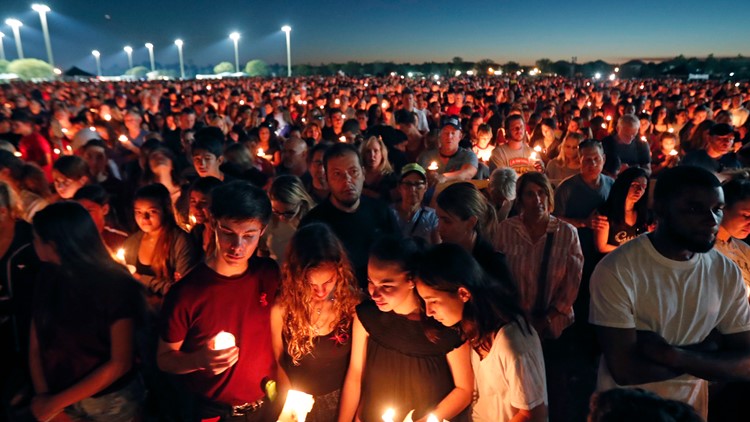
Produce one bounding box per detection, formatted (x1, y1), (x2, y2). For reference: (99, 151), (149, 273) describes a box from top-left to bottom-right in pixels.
(212, 331), (236, 350)
(278, 390), (315, 422)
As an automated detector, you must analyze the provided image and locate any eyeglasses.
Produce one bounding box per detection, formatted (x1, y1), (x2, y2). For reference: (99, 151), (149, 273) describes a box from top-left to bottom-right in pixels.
(401, 181), (426, 190)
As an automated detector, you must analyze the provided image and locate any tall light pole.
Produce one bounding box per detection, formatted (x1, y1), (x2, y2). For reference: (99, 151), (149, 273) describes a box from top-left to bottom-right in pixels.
(145, 42), (155, 72)
(229, 32), (240, 73)
(174, 39), (185, 79)
(123, 46), (133, 69)
(92, 50), (101, 77)
(281, 25), (292, 77)
(32, 4), (53, 67)
(5, 19), (23, 59)
(0, 32), (5, 61)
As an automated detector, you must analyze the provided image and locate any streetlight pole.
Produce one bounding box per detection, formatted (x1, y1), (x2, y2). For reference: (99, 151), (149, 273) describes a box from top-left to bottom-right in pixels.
(281, 25), (292, 77)
(229, 32), (240, 73)
(32, 4), (53, 67)
(175, 39), (185, 79)
(124, 46), (133, 70)
(5, 19), (23, 59)
(92, 50), (101, 77)
(145, 43), (155, 73)
(0, 32), (5, 61)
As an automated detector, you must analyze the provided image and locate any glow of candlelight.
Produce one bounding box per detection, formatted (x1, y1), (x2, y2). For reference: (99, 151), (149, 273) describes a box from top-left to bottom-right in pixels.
(53, 148), (61, 155)
(118, 135), (128, 143)
(427, 161), (438, 171)
(339, 136), (347, 143)
(239, 100), (245, 105)
(530, 151), (538, 161)
(669, 149), (678, 156)
(533, 145), (542, 152)
(104, 114), (112, 121)
(89, 126), (96, 132)
(335, 99), (340, 105)
(212, 331), (236, 350)
(478, 150), (491, 162)
(66, 145), (72, 152)
(13, 151), (22, 157)
(587, 102), (592, 107)
(641, 136), (647, 142)
(381, 101), (388, 110)
(189, 215), (197, 225)
(668, 128), (674, 133)
(115, 248), (126, 263)
(257, 148), (266, 158)
(61, 128), (68, 134)
(426, 415), (440, 422)
(382, 408), (396, 422)
(278, 390), (315, 422)
(605, 116), (612, 121)
(601, 123), (607, 129)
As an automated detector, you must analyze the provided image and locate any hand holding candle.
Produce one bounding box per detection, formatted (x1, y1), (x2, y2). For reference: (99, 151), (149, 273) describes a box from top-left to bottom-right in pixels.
(277, 390), (315, 422)
(212, 331), (236, 350)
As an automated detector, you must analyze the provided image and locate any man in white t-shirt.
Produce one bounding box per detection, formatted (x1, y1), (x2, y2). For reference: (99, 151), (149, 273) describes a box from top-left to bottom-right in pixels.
(590, 165), (750, 419)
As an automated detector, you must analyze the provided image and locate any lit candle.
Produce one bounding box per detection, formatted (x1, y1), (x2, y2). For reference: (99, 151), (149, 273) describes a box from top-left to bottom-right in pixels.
(66, 145), (72, 152)
(53, 148), (61, 155)
(533, 145), (542, 153)
(402, 410), (414, 422)
(601, 123), (607, 129)
(641, 136), (647, 142)
(212, 331), (236, 350)
(190, 215), (197, 225)
(605, 116), (612, 122)
(382, 100), (388, 110)
(61, 128), (69, 134)
(426, 415), (440, 422)
(586, 101), (592, 107)
(668, 127), (674, 133)
(669, 149), (678, 156)
(382, 408), (396, 422)
(239, 100), (245, 105)
(13, 151), (22, 157)
(278, 390), (315, 422)
(427, 161), (439, 171)
(257, 148), (266, 158)
(115, 248), (126, 263)
(478, 150), (491, 162)
(118, 135), (128, 143)
(530, 151), (538, 161)
(104, 114), (112, 121)
(335, 99), (340, 105)
(339, 136), (347, 143)
(89, 126), (96, 132)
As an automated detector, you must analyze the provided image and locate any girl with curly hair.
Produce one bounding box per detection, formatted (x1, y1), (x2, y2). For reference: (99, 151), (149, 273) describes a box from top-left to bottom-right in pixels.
(270, 223), (361, 421)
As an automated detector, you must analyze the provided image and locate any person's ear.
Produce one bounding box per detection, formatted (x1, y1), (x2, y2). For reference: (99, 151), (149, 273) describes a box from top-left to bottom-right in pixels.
(102, 203), (110, 216)
(457, 287), (472, 303)
(468, 215), (479, 230)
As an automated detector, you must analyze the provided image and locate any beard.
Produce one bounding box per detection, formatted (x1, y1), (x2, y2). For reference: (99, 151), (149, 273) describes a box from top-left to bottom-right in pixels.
(662, 217), (716, 253)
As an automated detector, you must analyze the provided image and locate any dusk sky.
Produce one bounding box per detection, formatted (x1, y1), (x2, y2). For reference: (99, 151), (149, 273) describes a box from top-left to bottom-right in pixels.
(2, 0), (749, 74)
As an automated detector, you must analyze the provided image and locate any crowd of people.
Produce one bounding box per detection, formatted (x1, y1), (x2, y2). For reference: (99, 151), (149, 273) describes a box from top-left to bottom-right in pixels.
(1, 73), (750, 422)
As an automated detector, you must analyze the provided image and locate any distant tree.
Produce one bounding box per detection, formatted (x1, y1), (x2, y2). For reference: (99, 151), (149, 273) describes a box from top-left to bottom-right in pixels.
(535, 58), (552, 73)
(293, 64), (313, 76)
(214, 62), (235, 74)
(475, 59), (498, 74)
(245, 60), (270, 77)
(0, 60), (8, 73)
(126, 66), (148, 78)
(342, 61), (362, 76)
(503, 61), (521, 73)
(7, 59), (54, 80)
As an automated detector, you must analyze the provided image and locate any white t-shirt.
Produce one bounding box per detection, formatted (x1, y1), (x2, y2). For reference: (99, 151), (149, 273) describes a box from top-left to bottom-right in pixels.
(589, 234), (750, 418)
(471, 321), (547, 422)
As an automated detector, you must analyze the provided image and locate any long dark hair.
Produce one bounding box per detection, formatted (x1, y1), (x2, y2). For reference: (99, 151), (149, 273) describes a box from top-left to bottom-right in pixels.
(417, 243), (528, 354)
(134, 183), (180, 281)
(601, 167), (649, 228)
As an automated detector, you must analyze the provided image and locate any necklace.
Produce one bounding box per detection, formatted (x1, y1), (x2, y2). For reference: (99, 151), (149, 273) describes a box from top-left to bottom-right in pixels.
(311, 297), (334, 336)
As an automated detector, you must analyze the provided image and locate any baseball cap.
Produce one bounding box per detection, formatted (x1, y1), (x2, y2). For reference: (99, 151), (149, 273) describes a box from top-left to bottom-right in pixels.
(441, 115), (461, 130)
(400, 163), (427, 181)
(709, 123), (734, 137)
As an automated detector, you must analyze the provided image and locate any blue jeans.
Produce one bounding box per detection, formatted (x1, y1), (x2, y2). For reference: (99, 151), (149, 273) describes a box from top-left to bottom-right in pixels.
(64, 376), (146, 422)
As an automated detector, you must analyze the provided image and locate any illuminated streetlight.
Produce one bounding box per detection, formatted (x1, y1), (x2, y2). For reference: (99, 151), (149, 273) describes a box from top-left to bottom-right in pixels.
(5, 19), (23, 59)
(124, 46), (133, 69)
(0, 32), (5, 61)
(281, 25), (292, 77)
(175, 39), (185, 79)
(229, 32), (240, 73)
(145, 42), (155, 72)
(32, 4), (54, 67)
(92, 50), (101, 77)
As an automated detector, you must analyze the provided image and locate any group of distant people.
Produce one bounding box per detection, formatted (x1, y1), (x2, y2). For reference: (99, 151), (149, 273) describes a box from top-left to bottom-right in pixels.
(1, 74), (750, 422)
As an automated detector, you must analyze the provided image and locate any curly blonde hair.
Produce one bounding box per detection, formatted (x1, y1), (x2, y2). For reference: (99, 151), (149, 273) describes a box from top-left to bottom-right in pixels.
(279, 223), (361, 365)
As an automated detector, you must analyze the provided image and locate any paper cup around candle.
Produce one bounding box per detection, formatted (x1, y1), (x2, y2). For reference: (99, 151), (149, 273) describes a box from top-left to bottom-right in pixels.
(212, 331), (236, 350)
(278, 390), (315, 422)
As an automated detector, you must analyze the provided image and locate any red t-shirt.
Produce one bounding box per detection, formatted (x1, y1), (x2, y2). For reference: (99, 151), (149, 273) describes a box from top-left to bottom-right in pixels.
(160, 257), (280, 405)
(19, 132), (52, 181)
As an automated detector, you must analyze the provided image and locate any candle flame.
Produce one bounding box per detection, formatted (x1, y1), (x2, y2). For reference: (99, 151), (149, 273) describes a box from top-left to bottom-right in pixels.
(601, 123), (607, 129)
(89, 126), (96, 132)
(478, 150), (491, 162)
(104, 114), (112, 121)
(61, 128), (69, 134)
(239, 100), (245, 105)
(669, 149), (678, 156)
(668, 127), (674, 133)
(53, 148), (61, 155)
(533, 145), (542, 152)
(427, 161), (438, 171)
(641, 136), (647, 142)
(212, 331), (236, 350)
(426, 415), (440, 422)
(606, 115), (612, 121)
(118, 135), (128, 143)
(13, 151), (22, 157)
(530, 151), (538, 161)
(381, 101), (388, 110)
(279, 390), (315, 422)
(189, 215), (197, 225)
(382, 408), (395, 422)
(66, 145), (72, 152)
(335, 99), (340, 105)
(115, 248), (125, 262)
(339, 136), (347, 143)
(257, 148), (265, 157)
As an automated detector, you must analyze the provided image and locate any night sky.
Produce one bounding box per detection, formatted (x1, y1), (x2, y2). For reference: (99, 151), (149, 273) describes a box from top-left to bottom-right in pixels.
(2, 0), (749, 74)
